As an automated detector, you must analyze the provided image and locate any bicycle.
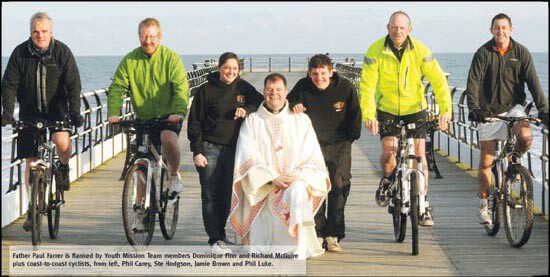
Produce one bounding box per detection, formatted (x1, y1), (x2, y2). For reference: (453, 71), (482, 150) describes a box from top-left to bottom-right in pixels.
(482, 115), (541, 248)
(119, 118), (180, 245)
(7, 120), (71, 245)
(382, 120), (437, 256)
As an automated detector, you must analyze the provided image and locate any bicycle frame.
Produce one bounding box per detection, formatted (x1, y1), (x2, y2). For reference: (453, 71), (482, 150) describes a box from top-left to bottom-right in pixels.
(396, 123), (426, 217)
(129, 131), (169, 212)
(29, 142), (56, 209)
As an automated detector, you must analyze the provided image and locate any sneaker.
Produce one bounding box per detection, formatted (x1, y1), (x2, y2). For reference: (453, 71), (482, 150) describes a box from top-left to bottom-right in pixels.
(132, 209), (145, 232)
(375, 177), (392, 207)
(477, 206), (492, 225)
(325, 237), (342, 253)
(211, 240), (232, 255)
(419, 204), (434, 226)
(22, 211), (32, 232)
(56, 163), (70, 191)
(168, 172), (183, 194)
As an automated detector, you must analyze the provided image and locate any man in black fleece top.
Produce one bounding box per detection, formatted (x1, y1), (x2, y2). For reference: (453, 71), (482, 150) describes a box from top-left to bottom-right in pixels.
(287, 54), (362, 252)
(187, 52), (263, 254)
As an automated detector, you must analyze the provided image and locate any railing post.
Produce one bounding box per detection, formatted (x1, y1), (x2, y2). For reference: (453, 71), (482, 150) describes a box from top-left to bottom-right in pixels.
(289, 57), (291, 72)
(249, 58), (252, 73)
(269, 57), (271, 73)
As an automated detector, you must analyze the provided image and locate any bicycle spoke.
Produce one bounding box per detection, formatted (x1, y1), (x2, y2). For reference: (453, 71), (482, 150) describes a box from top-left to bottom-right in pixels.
(503, 166), (534, 248)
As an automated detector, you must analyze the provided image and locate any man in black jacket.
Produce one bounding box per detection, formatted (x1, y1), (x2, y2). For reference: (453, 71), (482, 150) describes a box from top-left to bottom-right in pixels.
(287, 54), (362, 252)
(1, 12), (83, 231)
(466, 13), (549, 225)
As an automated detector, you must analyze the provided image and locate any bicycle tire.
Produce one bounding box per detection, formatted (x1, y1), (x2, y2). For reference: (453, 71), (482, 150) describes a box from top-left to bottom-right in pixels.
(122, 163), (155, 245)
(30, 170), (44, 246)
(503, 165), (533, 248)
(392, 176), (407, 242)
(160, 167), (179, 240)
(410, 172), (419, 256)
(484, 164), (502, 236)
(47, 171), (61, 239)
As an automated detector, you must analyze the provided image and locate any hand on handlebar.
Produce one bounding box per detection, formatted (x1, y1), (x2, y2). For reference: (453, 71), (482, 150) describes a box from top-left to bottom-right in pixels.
(438, 114), (451, 131)
(468, 109), (491, 123)
(538, 112), (548, 128)
(167, 114), (184, 125)
(365, 119), (379, 135)
(108, 116), (121, 124)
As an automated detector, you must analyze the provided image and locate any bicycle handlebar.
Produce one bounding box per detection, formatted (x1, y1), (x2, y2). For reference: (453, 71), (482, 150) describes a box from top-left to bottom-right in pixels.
(379, 119), (439, 132)
(13, 120), (72, 131)
(118, 117), (183, 128)
(484, 115), (542, 126)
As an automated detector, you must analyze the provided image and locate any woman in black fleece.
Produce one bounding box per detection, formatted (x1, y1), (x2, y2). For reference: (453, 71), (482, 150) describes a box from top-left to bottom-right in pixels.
(187, 52), (263, 254)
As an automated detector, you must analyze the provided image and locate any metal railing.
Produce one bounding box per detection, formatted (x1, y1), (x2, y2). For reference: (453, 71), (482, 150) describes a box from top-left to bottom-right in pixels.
(241, 56), (355, 73)
(335, 62), (549, 216)
(1, 65), (218, 226)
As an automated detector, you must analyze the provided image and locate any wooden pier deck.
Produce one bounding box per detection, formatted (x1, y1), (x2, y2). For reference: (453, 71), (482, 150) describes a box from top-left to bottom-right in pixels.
(2, 72), (548, 276)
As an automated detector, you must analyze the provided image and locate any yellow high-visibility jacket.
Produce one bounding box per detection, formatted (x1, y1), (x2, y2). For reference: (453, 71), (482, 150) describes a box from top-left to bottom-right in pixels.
(359, 36), (452, 121)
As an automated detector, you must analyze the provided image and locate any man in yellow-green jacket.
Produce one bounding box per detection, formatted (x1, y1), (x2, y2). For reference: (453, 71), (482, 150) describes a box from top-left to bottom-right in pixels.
(107, 18), (189, 232)
(359, 11), (452, 226)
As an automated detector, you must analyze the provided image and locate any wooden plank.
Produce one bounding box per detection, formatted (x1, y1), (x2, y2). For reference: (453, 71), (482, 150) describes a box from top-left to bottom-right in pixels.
(1, 72), (547, 276)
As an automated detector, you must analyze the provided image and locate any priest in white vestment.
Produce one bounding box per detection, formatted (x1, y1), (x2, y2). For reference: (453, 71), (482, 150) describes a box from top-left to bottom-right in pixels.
(229, 73), (331, 260)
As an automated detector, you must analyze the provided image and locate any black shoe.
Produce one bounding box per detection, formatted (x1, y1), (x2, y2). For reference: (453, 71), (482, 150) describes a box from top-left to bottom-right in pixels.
(56, 163), (70, 191)
(23, 211), (32, 232)
(375, 177), (392, 207)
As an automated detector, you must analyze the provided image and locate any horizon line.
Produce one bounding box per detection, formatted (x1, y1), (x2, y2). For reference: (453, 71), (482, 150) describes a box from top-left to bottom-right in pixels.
(2, 52), (549, 58)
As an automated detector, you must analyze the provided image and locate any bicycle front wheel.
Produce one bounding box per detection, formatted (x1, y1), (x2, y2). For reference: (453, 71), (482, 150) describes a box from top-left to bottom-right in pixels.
(410, 172), (419, 256)
(122, 164), (155, 245)
(503, 165), (533, 248)
(47, 171), (61, 239)
(484, 164), (502, 236)
(159, 195), (179, 240)
(30, 170), (44, 246)
(160, 168), (179, 240)
(392, 176), (407, 242)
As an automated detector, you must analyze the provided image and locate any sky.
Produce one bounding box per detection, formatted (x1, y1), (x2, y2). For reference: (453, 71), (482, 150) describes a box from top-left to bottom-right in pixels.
(1, 1), (548, 56)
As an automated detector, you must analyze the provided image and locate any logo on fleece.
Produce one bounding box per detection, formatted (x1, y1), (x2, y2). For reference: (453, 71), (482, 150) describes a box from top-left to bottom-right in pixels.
(236, 95), (246, 103)
(333, 101), (345, 112)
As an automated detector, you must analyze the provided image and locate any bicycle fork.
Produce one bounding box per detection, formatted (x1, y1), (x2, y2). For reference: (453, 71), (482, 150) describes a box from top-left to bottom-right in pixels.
(30, 160), (49, 209)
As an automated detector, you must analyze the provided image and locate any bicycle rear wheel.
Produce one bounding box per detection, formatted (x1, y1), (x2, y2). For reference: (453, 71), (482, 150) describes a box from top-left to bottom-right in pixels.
(503, 165), (533, 248)
(30, 170), (44, 246)
(410, 172), (419, 256)
(484, 164), (502, 236)
(47, 169), (61, 239)
(122, 164), (155, 245)
(160, 167), (179, 240)
(392, 176), (407, 242)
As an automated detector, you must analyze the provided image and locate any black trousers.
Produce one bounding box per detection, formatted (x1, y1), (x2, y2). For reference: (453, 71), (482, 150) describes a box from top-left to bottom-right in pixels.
(315, 140), (352, 241)
(196, 142), (235, 245)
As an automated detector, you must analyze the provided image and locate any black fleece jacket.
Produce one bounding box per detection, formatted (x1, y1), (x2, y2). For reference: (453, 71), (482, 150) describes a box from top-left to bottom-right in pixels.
(466, 38), (548, 114)
(287, 72), (362, 146)
(2, 38), (82, 121)
(187, 72), (263, 155)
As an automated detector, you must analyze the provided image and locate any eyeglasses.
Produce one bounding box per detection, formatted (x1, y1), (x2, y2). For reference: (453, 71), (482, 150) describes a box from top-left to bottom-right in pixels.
(264, 88), (286, 93)
(140, 35), (159, 41)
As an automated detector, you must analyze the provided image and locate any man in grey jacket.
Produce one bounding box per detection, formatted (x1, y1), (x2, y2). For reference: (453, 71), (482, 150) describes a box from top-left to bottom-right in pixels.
(466, 13), (548, 225)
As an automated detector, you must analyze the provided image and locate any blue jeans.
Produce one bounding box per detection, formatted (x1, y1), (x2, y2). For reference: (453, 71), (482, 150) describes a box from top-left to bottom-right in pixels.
(196, 142), (235, 245)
